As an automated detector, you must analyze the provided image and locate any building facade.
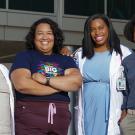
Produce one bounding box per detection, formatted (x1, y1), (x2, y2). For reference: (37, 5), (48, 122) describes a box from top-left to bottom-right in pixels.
(0, 0), (135, 134)
(0, 0), (135, 63)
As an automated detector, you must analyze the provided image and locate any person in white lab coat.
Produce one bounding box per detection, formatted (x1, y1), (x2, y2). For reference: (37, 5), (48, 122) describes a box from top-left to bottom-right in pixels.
(60, 14), (131, 135)
(74, 13), (132, 135)
(0, 64), (14, 135)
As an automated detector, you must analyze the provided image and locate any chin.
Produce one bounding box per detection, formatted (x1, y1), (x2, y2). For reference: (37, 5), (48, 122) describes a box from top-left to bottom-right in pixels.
(95, 43), (105, 47)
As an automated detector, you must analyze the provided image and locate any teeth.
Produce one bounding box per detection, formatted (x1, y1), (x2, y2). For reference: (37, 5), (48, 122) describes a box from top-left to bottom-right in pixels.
(42, 41), (48, 45)
(95, 36), (103, 41)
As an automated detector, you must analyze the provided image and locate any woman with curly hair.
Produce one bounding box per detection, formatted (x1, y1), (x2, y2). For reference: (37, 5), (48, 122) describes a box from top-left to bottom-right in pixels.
(10, 18), (82, 135)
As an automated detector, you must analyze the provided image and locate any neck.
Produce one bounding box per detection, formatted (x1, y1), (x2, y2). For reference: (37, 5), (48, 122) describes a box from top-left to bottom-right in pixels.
(94, 45), (109, 52)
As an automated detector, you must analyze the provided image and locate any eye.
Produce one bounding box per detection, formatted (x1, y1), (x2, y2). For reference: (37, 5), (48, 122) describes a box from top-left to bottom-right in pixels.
(98, 26), (104, 31)
(90, 28), (96, 33)
(47, 31), (53, 35)
(36, 32), (44, 36)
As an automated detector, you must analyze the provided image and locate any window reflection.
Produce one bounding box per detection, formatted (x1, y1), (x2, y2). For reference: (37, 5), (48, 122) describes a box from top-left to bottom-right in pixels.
(0, 0), (6, 9)
(64, 0), (104, 16)
(108, 0), (135, 19)
(9, 0), (54, 13)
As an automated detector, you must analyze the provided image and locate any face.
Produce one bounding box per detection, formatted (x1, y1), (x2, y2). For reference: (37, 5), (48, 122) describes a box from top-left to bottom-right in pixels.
(90, 18), (109, 48)
(34, 23), (54, 55)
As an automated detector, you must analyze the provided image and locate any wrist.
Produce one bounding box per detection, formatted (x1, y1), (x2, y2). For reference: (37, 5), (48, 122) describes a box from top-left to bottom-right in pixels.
(46, 77), (50, 85)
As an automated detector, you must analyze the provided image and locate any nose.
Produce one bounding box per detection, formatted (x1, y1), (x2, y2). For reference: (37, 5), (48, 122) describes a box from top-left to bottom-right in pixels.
(95, 29), (100, 35)
(42, 33), (48, 39)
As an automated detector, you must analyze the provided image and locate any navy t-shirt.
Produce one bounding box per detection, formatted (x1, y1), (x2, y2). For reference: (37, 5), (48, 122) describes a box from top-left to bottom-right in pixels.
(10, 50), (77, 102)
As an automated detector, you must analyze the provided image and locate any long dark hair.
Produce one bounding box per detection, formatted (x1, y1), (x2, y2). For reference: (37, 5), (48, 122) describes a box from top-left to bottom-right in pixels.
(124, 15), (135, 42)
(82, 14), (122, 59)
(25, 18), (64, 54)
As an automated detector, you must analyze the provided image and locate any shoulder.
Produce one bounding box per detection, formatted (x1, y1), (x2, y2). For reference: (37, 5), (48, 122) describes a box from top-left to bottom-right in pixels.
(11, 50), (35, 69)
(74, 47), (82, 55)
(120, 44), (131, 52)
(55, 54), (74, 61)
(0, 64), (7, 69)
(120, 44), (132, 57)
(73, 47), (83, 61)
(123, 52), (135, 63)
(15, 50), (38, 60)
(15, 50), (29, 57)
(16, 50), (34, 56)
(0, 64), (8, 73)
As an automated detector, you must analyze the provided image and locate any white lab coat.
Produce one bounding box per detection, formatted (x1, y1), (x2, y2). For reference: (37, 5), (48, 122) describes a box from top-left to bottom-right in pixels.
(75, 45), (131, 135)
(0, 64), (15, 135)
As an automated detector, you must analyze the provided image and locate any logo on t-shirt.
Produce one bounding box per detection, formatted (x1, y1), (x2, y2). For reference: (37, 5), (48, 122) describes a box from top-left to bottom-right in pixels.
(37, 62), (64, 78)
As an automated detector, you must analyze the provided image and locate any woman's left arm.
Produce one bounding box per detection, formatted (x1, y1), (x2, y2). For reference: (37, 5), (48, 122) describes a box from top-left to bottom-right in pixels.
(47, 68), (82, 92)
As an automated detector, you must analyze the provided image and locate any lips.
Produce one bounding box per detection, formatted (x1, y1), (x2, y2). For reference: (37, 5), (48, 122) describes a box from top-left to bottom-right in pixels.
(41, 41), (49, 45)
(95, 36), (104, 42)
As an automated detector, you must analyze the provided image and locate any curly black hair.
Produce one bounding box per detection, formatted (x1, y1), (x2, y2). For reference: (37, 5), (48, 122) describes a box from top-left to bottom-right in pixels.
(25, 18), (64, 54)
(124, 15), (135, 42)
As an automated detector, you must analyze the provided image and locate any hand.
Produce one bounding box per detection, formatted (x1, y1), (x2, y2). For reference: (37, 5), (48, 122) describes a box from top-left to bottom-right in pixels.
(32, 73), (47, 84)
(118, 110), (127, 124)
(60, 47), (72, 56)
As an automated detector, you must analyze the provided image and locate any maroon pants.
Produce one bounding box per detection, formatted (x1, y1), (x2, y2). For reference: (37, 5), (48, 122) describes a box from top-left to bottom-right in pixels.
(15, 100), (71, 135)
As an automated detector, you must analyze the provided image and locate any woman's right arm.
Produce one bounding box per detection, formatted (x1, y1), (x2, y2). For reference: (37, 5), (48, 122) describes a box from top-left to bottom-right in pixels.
(11, 68), (59, 96)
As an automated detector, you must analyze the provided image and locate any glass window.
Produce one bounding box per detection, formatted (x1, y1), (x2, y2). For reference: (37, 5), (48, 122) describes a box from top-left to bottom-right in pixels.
(0, 0), (6, 9)
(9, 0), (54, 13)
(107, 0), (135, 20)
(64, 0), (104, 16)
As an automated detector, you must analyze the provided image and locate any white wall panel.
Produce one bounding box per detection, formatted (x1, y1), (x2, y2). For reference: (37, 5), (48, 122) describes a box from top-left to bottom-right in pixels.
(0, 11), (7, 25)
(7, 12), (56, 27)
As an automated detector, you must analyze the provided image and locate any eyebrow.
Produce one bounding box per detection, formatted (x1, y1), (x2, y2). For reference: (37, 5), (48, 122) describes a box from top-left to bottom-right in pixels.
(36, 30), (53, 33)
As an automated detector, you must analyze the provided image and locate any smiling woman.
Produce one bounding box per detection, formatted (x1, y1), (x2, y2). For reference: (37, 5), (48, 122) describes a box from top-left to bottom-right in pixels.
(72, 14), (131, 135)
(10, 18), (82, 135)
(34, 23), (54, 55)
(89, 18), (109, 51)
